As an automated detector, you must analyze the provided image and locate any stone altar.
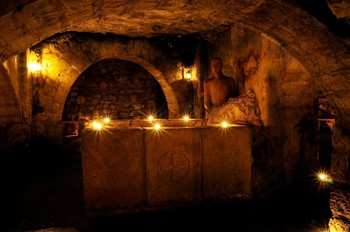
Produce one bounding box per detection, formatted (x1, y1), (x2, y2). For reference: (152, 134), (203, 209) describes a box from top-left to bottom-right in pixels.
(81, 120), (252, 217)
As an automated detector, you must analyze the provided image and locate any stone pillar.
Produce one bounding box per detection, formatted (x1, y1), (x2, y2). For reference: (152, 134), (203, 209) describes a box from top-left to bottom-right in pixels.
(18, 51), (32, 140)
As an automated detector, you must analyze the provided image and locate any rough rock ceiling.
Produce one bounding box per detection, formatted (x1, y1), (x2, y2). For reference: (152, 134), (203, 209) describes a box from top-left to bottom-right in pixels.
(0, 0), (348, 38)
(0, 0), (350, 37)
(0, 0), (267, 37)
(0, 0), (349, 74)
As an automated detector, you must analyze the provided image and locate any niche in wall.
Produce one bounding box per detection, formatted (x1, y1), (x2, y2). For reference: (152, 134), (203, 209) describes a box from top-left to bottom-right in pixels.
(63, 59), (168, 122)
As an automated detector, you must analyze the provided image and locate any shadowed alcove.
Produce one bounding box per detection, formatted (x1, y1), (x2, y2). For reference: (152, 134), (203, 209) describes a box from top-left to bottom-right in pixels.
(62, 59), (168, 138)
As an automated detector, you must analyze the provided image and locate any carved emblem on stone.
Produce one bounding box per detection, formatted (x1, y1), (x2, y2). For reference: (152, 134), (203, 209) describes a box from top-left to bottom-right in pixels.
(157, 151), (189, 183)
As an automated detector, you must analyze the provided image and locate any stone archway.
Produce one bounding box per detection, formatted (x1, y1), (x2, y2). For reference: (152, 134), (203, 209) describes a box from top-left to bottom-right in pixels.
(30, 36), (180, 142)
(43, 38), (180, 120)
(62, 58), (169, 121)
(51, 56), (179, 121)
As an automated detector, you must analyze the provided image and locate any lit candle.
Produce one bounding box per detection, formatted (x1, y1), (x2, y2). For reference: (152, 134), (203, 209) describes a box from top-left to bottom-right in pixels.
(185, 70), (192, 79)
(182, 115), (190, 122)
(221, 121), (229, 128)
(91, 121), (103, 130)
(154, 123), (161, 130)
(147, 115), (155, 122)
(318, 173), (327, 182)
(103, 117), (110, 123)
(316, 171), (333, 184)
(28, 62), (42, 72)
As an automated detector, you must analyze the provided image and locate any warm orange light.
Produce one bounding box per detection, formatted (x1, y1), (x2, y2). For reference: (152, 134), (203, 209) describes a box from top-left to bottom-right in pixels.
(28, 62), (42, 72)
(154, 123), (161, 130)
(147, 115), (155, 122)
(221, 121), (229, 128)
(316, 171), (333, 184)
(185, 70), (192, 79)
(182, 115), (190, 122)
(91, 121), (103, 130)
(318, 173), (327, 182)
(103, 117), (110, 123)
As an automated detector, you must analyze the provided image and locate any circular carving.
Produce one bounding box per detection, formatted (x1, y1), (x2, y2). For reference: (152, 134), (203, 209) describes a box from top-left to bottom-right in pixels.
(157, 151), (189, 183)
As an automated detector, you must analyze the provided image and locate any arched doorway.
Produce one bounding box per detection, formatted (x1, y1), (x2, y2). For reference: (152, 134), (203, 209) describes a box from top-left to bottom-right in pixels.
(62, 59), (168, 139)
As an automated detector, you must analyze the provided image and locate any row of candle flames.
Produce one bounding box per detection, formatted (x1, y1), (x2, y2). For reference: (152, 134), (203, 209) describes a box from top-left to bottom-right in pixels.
(89, 115), (331, 185)
(88, 114), (230, 131)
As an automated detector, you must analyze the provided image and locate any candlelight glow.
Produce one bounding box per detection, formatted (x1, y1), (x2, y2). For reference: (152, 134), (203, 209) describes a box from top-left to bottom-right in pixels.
(318, 173), (327, 182)
(91, 121), (103, 130)
(221, 121), (229, 128)
(147, 115), (155, 122)
(185, 70), (192, 79)
(28, 62), (42, 72)
(154, 123), (161, 130)
(316, 171), (333, 184)
(103, 117), (110, 123)
(182, 115), (190, 122)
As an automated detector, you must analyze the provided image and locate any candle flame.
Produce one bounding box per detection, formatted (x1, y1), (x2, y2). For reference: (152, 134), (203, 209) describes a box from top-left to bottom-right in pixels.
(221, 121), (229, 128)
(154, 123), (161, 130)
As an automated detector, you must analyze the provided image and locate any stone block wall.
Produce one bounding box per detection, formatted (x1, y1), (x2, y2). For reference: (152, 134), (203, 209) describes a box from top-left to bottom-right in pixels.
(63, 59), (168, 121)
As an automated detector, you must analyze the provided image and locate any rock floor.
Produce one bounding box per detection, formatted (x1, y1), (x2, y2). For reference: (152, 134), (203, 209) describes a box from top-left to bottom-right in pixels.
(0, 139), (332, 232)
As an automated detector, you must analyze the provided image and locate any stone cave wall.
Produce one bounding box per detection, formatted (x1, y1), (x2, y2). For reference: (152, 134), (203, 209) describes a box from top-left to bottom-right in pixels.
(22, 34), (189, 144)
(207, 24), (316, 197)
(63, 59), (168, 121)
(0, 57), (27, 151)
(0, 33), (207, 147)
(2, 56), (20, 102)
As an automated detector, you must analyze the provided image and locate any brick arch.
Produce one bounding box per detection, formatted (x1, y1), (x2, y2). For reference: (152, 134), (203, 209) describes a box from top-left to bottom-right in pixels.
(108, 57), (179, 118)
(44, 38), (180, 120)
(0, 65), (20, 123)
(56, 56), (179, 119)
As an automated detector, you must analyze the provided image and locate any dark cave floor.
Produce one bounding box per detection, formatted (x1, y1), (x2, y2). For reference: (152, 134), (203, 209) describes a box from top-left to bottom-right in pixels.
(0, 139), (331, 232)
